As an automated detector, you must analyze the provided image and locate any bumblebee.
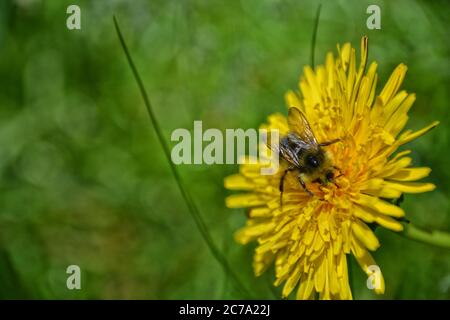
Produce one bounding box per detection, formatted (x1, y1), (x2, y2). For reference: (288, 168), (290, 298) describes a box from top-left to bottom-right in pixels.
(274, 107), (340, 204)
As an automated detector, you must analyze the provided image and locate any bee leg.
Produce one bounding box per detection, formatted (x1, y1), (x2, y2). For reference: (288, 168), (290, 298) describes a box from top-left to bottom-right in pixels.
(332, 165), (344, 178)
(279, 166), (295, 208)
(298, 174), (314, 196)
(331, 166), (343, 188)
(319, 138), (340, 147)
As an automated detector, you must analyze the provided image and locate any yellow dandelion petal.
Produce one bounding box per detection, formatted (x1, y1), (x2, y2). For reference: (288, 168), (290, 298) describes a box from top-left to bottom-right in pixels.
(379, 63), (407, 105)
(397, 121), (439, 146)
(225, 194), (267, 208)
(314, 255), (326, 293)
(224, 174), (255, 190)
(354, 194), (405, 218)
(282, 264), (303, 298)
(385, 167), (431, 181)
(248, 207), (272, 218)
(234, 220), (275, 244)
(285, 90), (302, 109)
(351, 239), (385, 295)
(354, 205), (404, 232)
(296, 271), (315, 300)
(383, 181), (436, 194)
(351, 220), (380, 251)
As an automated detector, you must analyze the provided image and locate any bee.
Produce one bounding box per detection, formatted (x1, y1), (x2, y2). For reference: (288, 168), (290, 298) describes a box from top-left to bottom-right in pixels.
(271, 107), (340, 205)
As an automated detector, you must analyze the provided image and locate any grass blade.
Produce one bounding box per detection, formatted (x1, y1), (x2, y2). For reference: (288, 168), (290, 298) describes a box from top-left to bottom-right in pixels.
(113, 16), (252, 298)
(310, 4), (322, 68)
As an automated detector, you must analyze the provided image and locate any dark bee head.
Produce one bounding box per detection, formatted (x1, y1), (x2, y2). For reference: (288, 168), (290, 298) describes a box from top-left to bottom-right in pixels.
(305, 154), (321, 169)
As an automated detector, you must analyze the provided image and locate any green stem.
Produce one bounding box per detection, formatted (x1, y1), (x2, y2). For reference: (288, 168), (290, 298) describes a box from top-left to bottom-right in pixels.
(113, 16), (252, 298)
(401, 223), (450, 250)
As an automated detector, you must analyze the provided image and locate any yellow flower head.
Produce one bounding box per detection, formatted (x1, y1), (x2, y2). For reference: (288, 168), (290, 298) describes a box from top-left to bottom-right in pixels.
(224, 37), (438, 299)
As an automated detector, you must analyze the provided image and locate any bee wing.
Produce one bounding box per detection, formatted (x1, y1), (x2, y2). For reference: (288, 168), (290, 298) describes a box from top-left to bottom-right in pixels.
(279, 142), (300, 167)
(264, 131), (301, 167)
(263, 129), (280, 154)
(287, 107), (318, 146)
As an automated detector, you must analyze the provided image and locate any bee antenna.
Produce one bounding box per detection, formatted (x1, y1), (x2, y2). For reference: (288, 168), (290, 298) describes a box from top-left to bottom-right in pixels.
(319, 138), (341, 147)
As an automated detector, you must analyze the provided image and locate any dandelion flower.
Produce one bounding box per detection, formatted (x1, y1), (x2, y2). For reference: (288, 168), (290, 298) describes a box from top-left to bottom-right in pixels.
(224, 37), (438, 299)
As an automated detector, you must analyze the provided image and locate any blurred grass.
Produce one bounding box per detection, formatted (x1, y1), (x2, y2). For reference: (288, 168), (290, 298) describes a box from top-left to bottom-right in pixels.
(0, 0), (448, 299)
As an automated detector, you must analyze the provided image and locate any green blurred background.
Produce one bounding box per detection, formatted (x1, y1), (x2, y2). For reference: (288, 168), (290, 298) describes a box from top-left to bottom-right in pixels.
(0, 0), (448, 299)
